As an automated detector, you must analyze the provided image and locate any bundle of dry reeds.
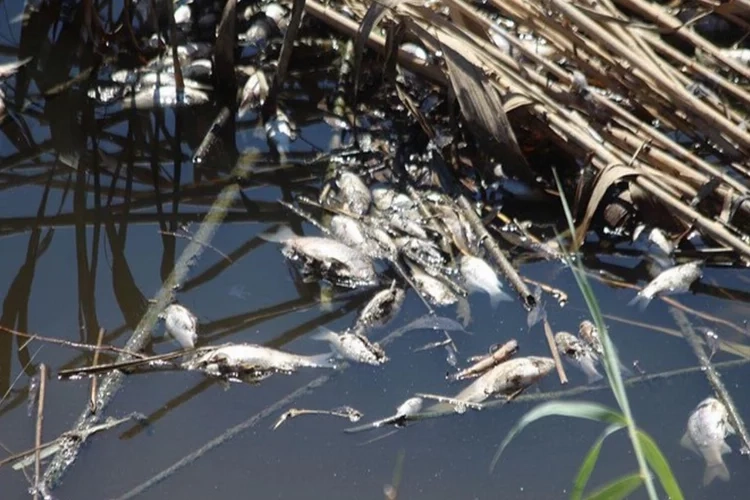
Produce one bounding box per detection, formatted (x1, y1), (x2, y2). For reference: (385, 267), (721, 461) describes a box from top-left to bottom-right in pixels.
(306, 0), (750, 261)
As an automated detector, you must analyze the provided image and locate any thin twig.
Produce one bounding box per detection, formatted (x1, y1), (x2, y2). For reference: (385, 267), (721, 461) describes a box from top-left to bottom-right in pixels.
(159, 230), (233, 263)
(542, 317), (568, 384)
(33, 364), (47, 500)
(0, 325), (144, 358)
(89, 328), (105, 414)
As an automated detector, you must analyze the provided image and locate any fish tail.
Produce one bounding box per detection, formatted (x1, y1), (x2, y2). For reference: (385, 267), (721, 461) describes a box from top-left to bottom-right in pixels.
(627, 293), (651, 311)
(300, 352), (337, 369)
(585, 368), (604, 384)
(703, 460), (730, 485)
(489, 289), (512, 309)
(258, 225), (297, 243)
(310, 328), (337, 344)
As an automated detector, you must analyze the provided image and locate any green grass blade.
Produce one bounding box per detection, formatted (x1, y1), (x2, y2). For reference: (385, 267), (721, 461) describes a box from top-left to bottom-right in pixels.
(636, 430), (684, 500)
(584, 473), (643, 500)
(490, 401), (626, 473)
(571, 424), (625, 500)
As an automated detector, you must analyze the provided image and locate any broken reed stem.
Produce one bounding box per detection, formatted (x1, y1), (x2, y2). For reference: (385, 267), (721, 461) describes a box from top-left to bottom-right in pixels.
(455, 195), (535, 309)
(543, 318), (568, 384)
(34, 364), (47, 500)
(669, 307), (750, 455)
(89, 328), (105, 413)
(0, 438), (61, 469)
(158, 230), (234, 263)
(42, 148), (256, 491)
(0, 325), (145, 359)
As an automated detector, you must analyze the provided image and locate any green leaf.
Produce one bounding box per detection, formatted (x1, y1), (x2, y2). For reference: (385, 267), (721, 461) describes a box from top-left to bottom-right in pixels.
(637, 430), (684, 500)
(584, 473), (643, 500)
(572, 424), (625, 500)
(490, 401), (627, 473)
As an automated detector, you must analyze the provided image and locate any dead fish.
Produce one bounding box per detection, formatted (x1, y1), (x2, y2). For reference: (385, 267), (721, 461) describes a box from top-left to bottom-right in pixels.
(266, 109), (295, 154)
(159, 304), (198, 349)
(329, 215), (386, 260)
(447, 339), (518, 382)
(238, 67), (269, 116)
(313, 328), (388, 365)
(355, 282), (406, 330)
(554, 331), (602, 384)
(578, 320), (603, 356)
(398, 237), (447, 276)
(628, 261), (702, 310)
(262, 227), (378, 288)
(345, 397), (424, 432)
(122, 84), (210, 109)
(371, 187), (414, 212)
(185, 343), (335, 378)
(459, 254), (512, 308)
(526, 286), (546, 329)
(385, 213), (429, 240)
(681, 397), (734, 485)
(409, 263), (457, 306)
(450, 356), (555, 405)
(0, 57), (31, 79)
(337, 172), (371, 216)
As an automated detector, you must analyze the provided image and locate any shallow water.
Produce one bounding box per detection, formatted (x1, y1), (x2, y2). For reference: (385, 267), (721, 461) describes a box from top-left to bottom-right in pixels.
(2, 6), (750, 500)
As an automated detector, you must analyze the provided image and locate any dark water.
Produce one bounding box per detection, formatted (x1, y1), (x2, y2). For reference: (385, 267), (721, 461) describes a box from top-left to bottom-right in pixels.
(2, 5), (750, 500)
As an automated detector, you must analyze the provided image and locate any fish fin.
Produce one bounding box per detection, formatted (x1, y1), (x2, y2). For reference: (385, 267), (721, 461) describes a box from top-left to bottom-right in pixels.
(703, 461), (730, 485)
(720, 441), (732, 455)
(258, 225), (297, 243)
(618, 362), (633, 379)
(489, 289), (512, 309)
(311, 328), (338, 343)
(456, 298), (472, 328)
(680, 432), (699, 455)
(627, 293), (651, 311)
(727, 423), (737, 436)
(585, 369), (604, 384)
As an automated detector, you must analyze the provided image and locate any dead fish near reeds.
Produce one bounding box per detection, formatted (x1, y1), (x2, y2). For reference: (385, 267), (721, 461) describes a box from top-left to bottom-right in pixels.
(451, 356), (555, 405)
(458, 254), (512, 308)
(183, 343), (336, 382)
(344, 397), (424, 433)
(554, 332), (602, 384)
(159, 304), (198, 349)
(398, 237), (447, 276)
(262, 227), (378, 288)
(238, 66), (269, 116)
(447, 339), (518, 382)
(681, 397), (735, 485)
(408, 263), (457, 306)
(336, 171), (372, 216)
(122, 84), (210, 109)
(578, 320), (603, 356)
(329, 214), (388, 260)
(628, 261), (702, 310)
(354, 282), (406, 330)
(371, 187), (414, 213)
(313, 328), (388, 366)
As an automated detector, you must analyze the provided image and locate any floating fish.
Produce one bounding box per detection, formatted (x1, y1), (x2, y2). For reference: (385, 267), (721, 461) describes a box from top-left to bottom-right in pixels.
(262, 227), (378, 288)
(371, 187), (414, 212)
(313, 328), (388, 366)
(336, 172), (371, 216)
(329, 215), (387, 260)
(578, 320), (603, 356)
(159, 304), (198, 349)
(681, 397), (735, 485)
(398, 237), (446, 276)
(355, 282), (406, 330)
(344, 397), (424, 432)
(554, 331), (602, 383)
(238, 67), (269, 116)
(449, 356), (555, 405)
(184, 343), (335, 382)
(408, 263), (457, 306)
(628, 261), (702, 310)
(122, 84), (210, 109)
(459, 254), (512, 308)
(526, 286), (546, 329)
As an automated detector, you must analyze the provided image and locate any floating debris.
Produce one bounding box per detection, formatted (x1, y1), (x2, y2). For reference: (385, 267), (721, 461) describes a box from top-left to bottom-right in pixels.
(272, 406), (363, 430)
(344, 397), (424, 433)
(681, 397), (735, 485)
(159, 304), (198, 349)
(447, 339), (519, 382)
(629, 261), (703, 310)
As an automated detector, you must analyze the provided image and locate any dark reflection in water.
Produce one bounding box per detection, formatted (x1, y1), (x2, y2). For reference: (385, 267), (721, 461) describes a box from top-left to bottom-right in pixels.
(2, 3), (750, 500)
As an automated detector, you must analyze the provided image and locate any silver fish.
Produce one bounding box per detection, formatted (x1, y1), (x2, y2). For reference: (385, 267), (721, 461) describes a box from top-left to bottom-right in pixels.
(578, 320), (603, 356)
(159, 304), (198, 349)
(449, 356), (555, 405)
(629, 261), (702, 310)
(459, 254), (512, 308)
(555, 331), (603, 384)
(264, 228), (377, 288)
(398, 237), (446, 276)
(345, 397), (424, 432)
(313, 328), (388, 366)
(185, 343), (335, 379)
(355, 282), (406, 330)
(238, 67), (269, 116)
(122, 84), (210, 109)
(371, 187), (414, 212)
(409, 264), (457, 306)
(329, 215), (386, 260)
(337, 172), (371, 216)
(681, 397), (734, 485)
